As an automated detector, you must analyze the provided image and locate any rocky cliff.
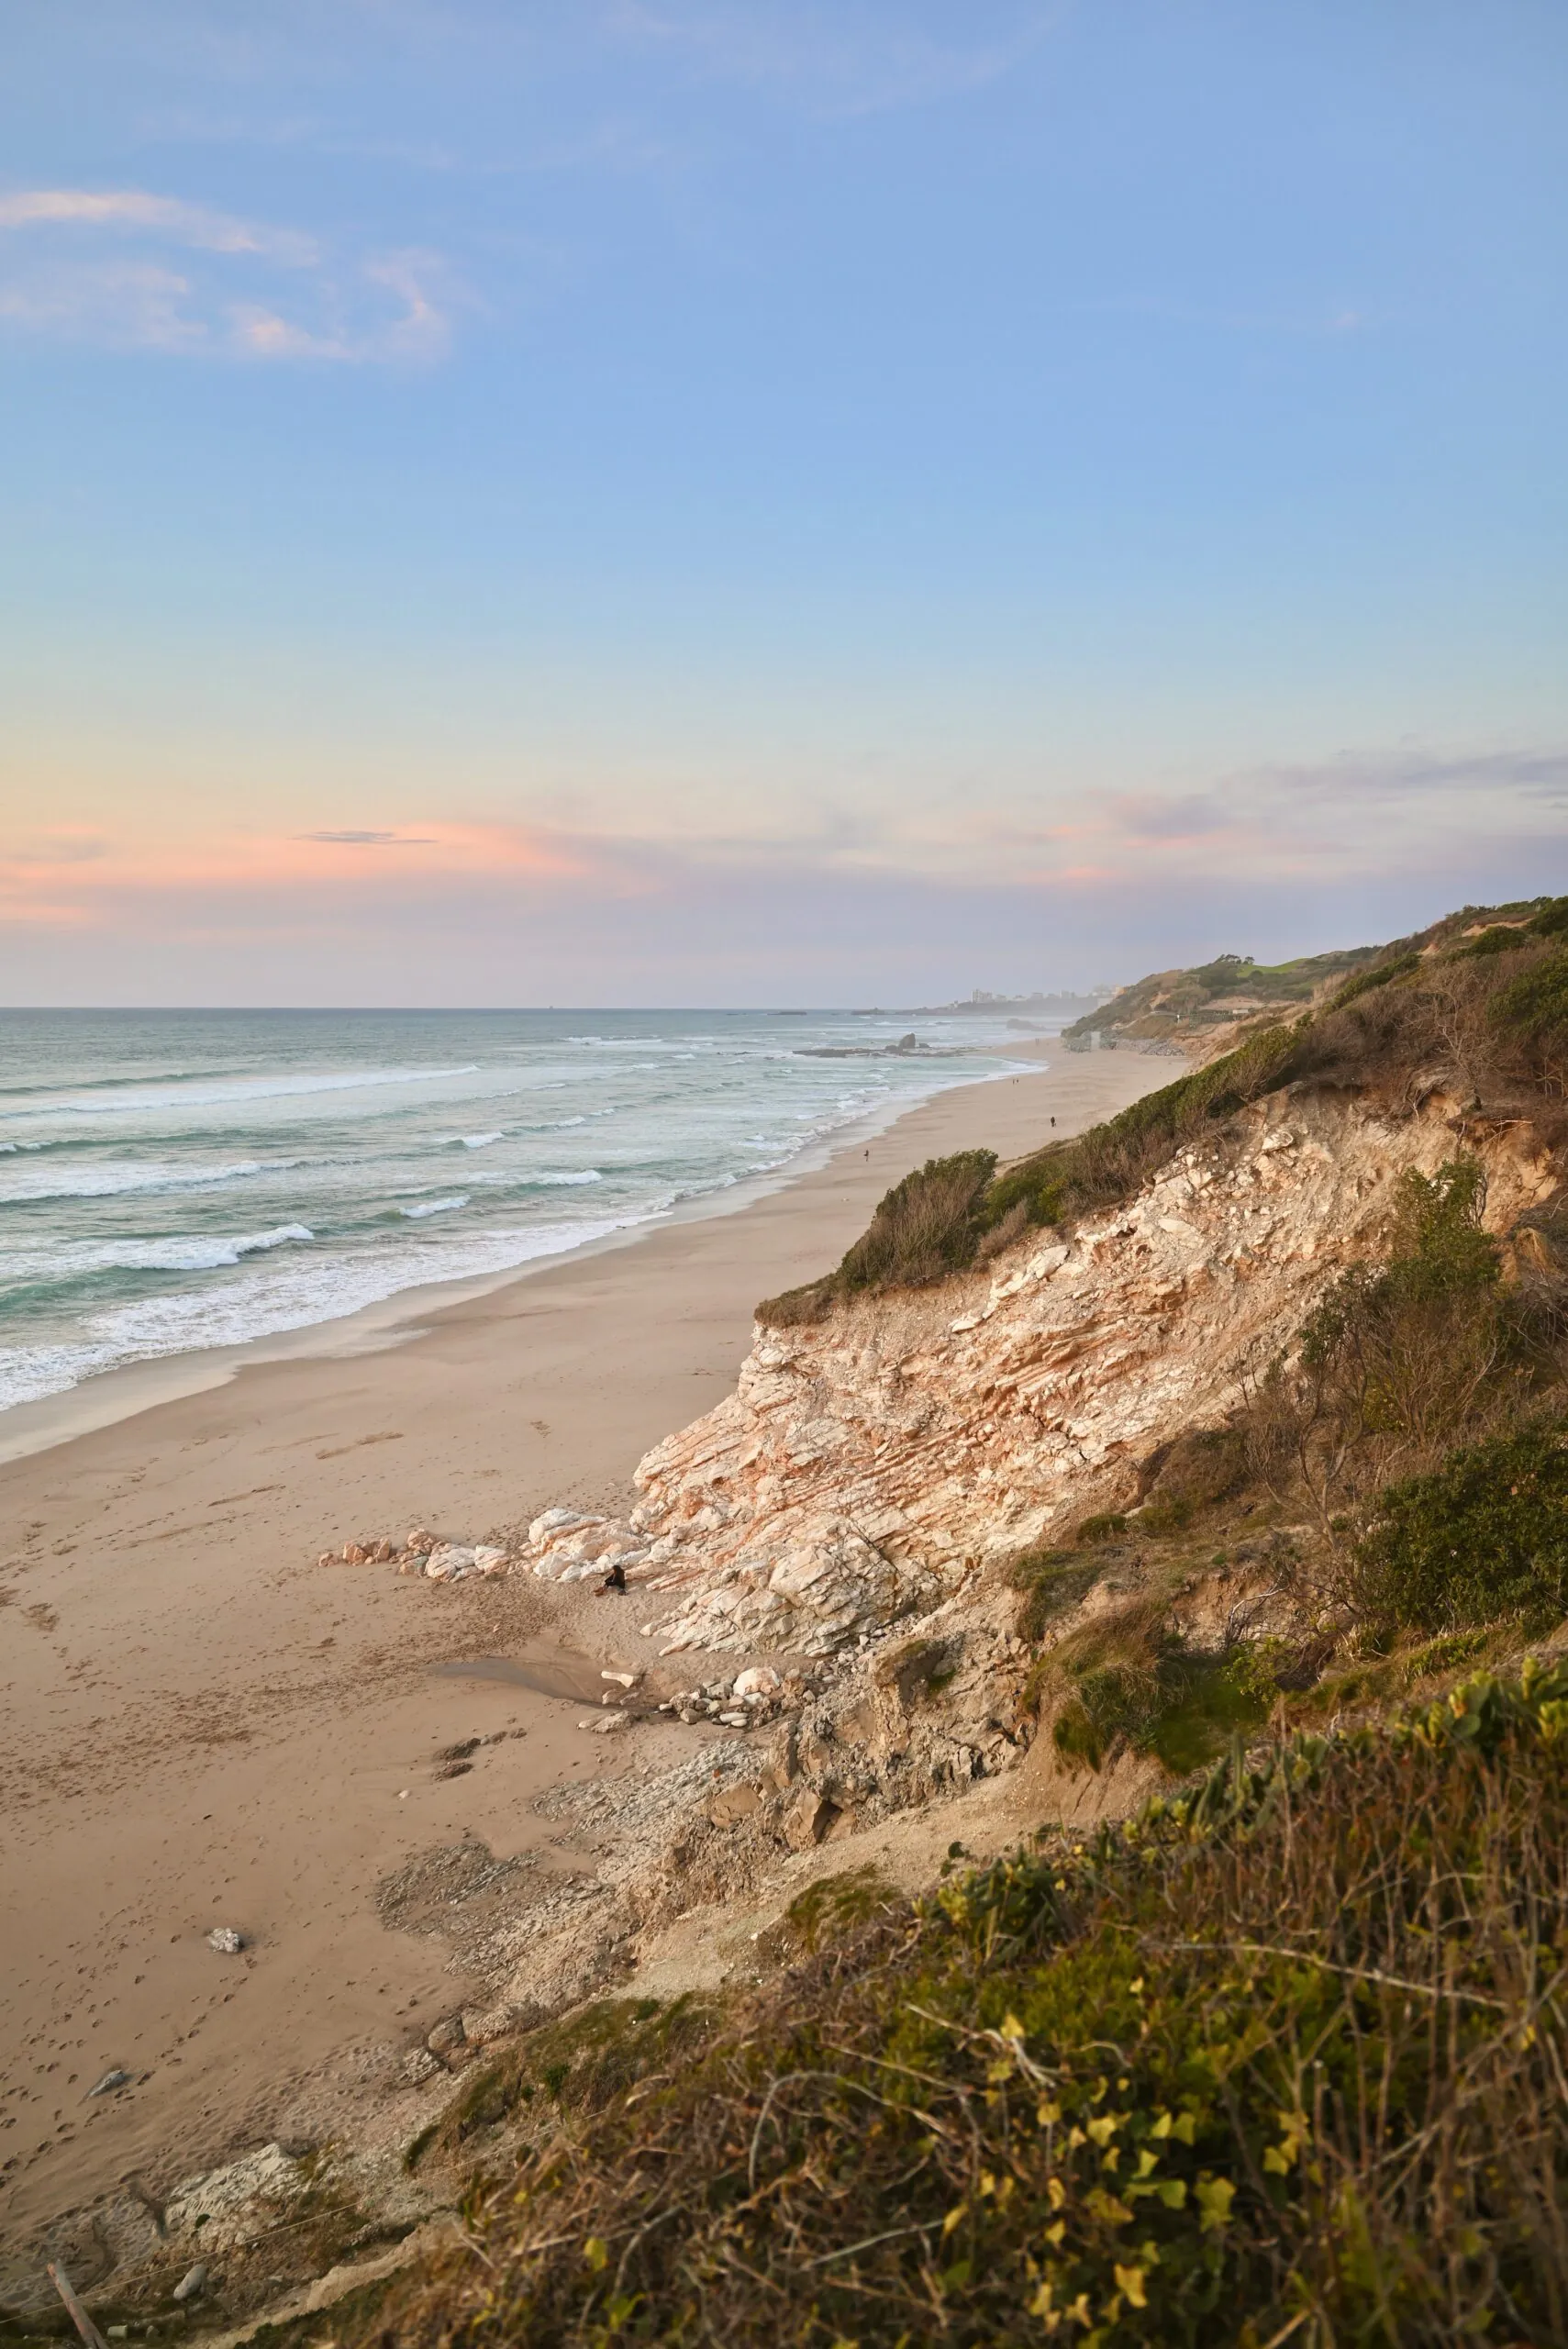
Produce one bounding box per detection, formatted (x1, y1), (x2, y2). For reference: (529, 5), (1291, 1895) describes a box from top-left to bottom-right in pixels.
(520, 1087), (1556, 1661)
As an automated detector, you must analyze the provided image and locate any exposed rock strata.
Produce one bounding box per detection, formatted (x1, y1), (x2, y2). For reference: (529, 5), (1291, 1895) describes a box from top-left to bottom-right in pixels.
(522, 1093), (1556, 1657)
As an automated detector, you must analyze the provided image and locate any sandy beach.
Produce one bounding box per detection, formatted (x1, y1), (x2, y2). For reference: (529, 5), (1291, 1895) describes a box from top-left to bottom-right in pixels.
(0, 1049), (1165, 2245)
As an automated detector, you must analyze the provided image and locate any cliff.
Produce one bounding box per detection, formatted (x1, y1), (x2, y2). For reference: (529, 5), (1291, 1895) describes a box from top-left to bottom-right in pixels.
(520, 1090), (1556, 1661)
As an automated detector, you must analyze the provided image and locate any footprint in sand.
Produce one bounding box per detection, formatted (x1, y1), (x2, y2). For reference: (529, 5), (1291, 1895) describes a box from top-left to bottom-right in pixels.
(315, 1431), (406, 1461)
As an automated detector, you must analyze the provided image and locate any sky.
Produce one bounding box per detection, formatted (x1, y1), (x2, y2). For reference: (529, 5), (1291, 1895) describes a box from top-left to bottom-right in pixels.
(1, 0), (1564, 1006)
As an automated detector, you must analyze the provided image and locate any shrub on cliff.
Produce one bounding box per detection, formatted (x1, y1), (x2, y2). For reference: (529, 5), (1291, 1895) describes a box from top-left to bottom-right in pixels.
(1237, 1157), (1558, 1530)
(355, 1661), (1568, 2348)
(982, 1022), (1304, 1236)
(838, 1149), (998, 1291)
(1351, 1419), (1568, 1640)
(758, 1149), (996, 1323)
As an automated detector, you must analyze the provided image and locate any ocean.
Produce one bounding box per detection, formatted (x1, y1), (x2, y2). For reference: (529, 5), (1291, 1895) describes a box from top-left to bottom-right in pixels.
(0, 1007), (1045, 1418)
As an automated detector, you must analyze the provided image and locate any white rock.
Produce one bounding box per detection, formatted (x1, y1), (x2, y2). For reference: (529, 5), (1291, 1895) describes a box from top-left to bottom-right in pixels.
(528, 1507), (591, 1544)
(732, 1665), (783, 1699)
(473, 1544), (509, 1575)
(593, 1711), (630, 1734)
(601, 1669), (639, 1687)
(172, 2266), (207, 2305)
(206, 1926), (244, 1954)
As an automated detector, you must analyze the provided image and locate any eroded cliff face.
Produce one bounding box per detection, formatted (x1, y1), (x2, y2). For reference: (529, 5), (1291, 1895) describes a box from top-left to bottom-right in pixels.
(522, 1091), (1557, 1656)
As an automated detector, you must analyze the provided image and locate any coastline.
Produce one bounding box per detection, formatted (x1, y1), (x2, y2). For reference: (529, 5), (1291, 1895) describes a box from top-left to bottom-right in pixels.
(0, 1048), (1042, 1474)
(0, 1049), (1166, 2247)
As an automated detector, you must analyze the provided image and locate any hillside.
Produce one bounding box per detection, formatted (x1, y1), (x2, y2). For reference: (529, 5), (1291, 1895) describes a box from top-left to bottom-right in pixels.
(383, 891), (1568, 2344)
(1059, 899), (1551, 1051)
(18, 892), (1568, 2348)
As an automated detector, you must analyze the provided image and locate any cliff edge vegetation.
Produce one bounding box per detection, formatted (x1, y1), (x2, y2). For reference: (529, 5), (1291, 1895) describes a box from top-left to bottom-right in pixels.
(758, 893), (1568, 1328)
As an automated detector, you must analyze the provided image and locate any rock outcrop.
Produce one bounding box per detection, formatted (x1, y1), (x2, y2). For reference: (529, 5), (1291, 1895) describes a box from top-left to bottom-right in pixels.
(522, 1092), (1557, 1656)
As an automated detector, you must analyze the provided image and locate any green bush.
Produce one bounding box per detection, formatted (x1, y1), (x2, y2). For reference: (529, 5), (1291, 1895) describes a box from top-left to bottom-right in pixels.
(837, 1148), (997, 1292)
(1011, 1549), (1106, 1642)
(984, 1023), (1304, 1234)
(1244, 1158), (1529, 1514)
(758, 1149), (997, 1320)
(357, 1662), (1568, 2349)
(1492, 944), (1568, 1051)
(1051, 1647), (1272, 1777)
(1324, 949), (1421, 1008)
(1351, 1420), (1568, 1637)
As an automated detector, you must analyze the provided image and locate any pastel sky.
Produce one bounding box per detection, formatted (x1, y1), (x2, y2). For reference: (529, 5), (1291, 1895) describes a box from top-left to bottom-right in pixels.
(2, 1), (1564, 1005)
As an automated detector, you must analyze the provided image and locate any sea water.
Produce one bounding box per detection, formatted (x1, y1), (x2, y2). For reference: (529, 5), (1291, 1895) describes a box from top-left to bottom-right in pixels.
(0, 1007), (1043, 1416)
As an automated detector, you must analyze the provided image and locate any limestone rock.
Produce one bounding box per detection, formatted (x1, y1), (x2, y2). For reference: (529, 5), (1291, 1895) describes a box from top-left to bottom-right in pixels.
(422, 1542), (509, 1584)
(206, 1926), (244, 1954)
(782, 1788), (836, 1850)
(511, 1094), (1554, 1659)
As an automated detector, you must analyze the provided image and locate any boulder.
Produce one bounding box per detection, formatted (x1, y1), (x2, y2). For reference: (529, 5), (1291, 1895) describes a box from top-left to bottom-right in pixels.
(424, 1543), (480, 1582)
(782, 1789), (836, 1850)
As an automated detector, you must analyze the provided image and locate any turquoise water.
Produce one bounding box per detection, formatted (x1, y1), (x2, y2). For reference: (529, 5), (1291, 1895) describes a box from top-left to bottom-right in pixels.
(0, 1008), (1040, 1413)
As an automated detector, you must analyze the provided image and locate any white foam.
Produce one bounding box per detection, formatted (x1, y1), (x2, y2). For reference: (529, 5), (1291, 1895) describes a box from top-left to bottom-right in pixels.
(0, 1217), (627, 1411)
(531, 1170), (602, 1186)
(457, 1132), (504, 1149)
(1, 1064), (483, 1124)
(0, 1225), (314, 1284)
(0, 1158), (272, 1204)
(399, 1196), (468, 1219)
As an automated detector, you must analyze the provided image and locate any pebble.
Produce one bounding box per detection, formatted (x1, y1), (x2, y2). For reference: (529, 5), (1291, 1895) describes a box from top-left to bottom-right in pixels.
(87, 2068), (130, 2098)
(206, 1926), (245, 1954)
(172, 2266), (207, 2304)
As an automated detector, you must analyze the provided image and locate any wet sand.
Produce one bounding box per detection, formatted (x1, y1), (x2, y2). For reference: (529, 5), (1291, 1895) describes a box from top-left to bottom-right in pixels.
(0, 1050), (1166, 2242)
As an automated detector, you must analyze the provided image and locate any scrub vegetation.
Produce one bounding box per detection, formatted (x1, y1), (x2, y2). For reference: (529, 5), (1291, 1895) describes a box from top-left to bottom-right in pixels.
(351, 897), (1568, 2347)
(356, 1664), (1568, 2348)
(759, 894), (1568, 1325)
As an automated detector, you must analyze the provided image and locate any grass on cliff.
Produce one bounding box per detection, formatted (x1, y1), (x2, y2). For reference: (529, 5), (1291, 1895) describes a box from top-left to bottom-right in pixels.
(758, 896), (1568, 1327)
(352, 1661), (1568, 2349)
(1011, 1155), (1568, 1781)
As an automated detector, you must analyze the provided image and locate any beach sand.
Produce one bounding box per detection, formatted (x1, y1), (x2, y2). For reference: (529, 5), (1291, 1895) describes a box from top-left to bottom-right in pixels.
(0, 1050), (1165, 2242)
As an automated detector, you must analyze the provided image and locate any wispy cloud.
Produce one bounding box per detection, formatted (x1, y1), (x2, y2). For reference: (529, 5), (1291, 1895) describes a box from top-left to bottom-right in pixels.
(0, 187), (318, 262)
(301, 829), (439, 845)
(608, 1), (1063, 119)
(0, 184), (453, 362)
(6, 741), (1564, 951)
